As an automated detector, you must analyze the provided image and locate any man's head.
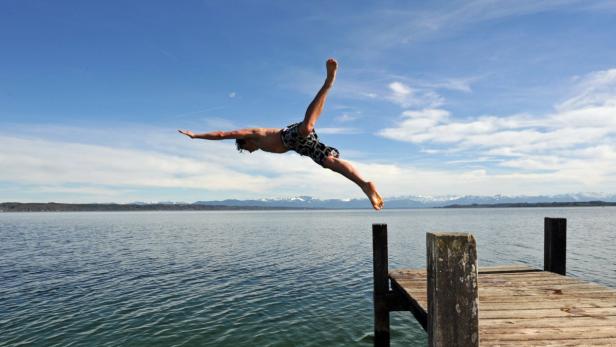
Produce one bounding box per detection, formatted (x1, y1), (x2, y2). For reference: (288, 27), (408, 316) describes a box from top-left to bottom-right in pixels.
(236, 139), (258, 153)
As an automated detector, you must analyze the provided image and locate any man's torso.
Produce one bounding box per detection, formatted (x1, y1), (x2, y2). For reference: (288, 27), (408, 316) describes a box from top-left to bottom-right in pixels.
(249, 128), (288, 153)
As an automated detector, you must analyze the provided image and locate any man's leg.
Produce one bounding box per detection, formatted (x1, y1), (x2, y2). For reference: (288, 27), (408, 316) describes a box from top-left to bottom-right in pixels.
(299, 59), (338, 136)
(322, 156), (384, 210)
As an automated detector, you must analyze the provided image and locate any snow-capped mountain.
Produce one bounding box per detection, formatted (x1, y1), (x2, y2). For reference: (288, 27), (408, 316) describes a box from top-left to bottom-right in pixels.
(193, 193), (616, 209)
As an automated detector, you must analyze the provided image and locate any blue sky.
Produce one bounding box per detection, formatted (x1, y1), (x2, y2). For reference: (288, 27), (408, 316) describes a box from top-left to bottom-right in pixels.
(2, 0), (616, 203)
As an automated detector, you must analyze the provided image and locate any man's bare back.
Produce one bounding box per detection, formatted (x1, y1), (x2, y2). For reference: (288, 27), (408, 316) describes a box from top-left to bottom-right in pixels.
(178, 59), (384, 210)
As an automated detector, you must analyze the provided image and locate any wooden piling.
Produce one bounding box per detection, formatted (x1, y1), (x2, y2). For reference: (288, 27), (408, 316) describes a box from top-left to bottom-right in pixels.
(372, 223), (390, 347)
(427, 232), (479, 347)
(544, 217), (566, 275)
(380, 217), (616, 345)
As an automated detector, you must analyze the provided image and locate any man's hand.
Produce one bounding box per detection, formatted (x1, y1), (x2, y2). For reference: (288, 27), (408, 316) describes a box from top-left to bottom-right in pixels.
(178, 130), (195, 139)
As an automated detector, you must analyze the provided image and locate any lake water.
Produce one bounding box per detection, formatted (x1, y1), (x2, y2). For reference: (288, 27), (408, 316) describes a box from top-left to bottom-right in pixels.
(1, 207), (615, 346)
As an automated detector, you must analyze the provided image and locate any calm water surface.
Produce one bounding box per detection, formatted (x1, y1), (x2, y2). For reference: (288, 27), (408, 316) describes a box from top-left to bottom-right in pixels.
(1, 208), (615, 346)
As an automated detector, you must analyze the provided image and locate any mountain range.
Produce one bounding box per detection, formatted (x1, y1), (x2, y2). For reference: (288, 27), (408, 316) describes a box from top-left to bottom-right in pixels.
(193, 193), (616, 209)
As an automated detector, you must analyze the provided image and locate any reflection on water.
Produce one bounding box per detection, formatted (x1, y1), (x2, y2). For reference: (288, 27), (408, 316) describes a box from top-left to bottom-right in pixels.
(1, 207), (615, 346)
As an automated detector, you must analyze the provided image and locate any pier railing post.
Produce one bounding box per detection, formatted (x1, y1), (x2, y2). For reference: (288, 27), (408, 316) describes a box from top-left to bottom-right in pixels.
(544, 217), (566, 275)
(427, 232), (479, 347)
(372, 224), (390, 347)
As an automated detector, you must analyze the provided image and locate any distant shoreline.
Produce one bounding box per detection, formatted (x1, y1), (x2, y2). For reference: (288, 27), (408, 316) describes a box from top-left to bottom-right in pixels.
(441, 201), (616, 208)
(2, 201), (616, 212)
(0, 202), (305, 212)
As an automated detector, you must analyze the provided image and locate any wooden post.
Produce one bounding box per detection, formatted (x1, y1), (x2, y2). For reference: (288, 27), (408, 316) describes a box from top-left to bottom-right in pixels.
(372, 224), (390, 347)
(427, 232), (479, 347)
(544, 217), (566, 275)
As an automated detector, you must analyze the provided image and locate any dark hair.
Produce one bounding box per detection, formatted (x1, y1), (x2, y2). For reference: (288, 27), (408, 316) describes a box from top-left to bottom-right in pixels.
(236, 139), (246, 152)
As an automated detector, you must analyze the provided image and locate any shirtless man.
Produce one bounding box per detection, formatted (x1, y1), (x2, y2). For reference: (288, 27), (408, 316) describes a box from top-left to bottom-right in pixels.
(179, 59), (384, 210)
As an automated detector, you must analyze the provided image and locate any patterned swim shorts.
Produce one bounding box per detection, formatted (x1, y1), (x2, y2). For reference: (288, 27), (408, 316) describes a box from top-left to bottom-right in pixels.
(280, 122), (340, 166)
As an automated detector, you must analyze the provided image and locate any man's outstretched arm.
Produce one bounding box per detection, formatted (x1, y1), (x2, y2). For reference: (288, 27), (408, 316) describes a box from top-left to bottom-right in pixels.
(178, 129), (255, 140)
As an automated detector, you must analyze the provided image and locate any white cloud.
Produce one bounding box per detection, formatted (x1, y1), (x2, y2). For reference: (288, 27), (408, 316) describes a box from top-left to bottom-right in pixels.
(0, 135), (271, 192)
(378, 109), (451, 142)
(377, 69), (616, 189)
(1, 122), (615, 203)
(389, 81), (411, 95)
(278, 66), (459, 110)
(355, 161), (616, 196)
(317, 127), (361, 135)
(557, 68), (616, 111)
(381, 70), (616, 151)
(228, 91), (236, 98)
(345, 0), (592, 50)
(390, 76), (477, 93)
(432, 78), (474, 93)
(335, 113), (359, 122)
(387, 81), (444, 108)
(0, 128), (370, 202)
(4, 66), (616, 204)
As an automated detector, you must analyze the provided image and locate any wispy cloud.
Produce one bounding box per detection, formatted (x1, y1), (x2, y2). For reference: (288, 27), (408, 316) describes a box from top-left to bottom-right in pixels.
(0, 127), (368, 201)
(2, 115), (616, 203)
(387, 82), (445, 108)
(377, 68), (616, 188)
(317, 127), (362, 135)
(335, 113), (359, 122)
(344, 0), (596, 51)
(279, 65), (466, 106)
(558, 69), (616, 111)
(423, 77), (475, 93)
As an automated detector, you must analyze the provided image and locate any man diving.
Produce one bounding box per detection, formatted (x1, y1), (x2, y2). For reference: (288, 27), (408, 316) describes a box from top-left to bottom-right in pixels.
(179, 58), (384, 210)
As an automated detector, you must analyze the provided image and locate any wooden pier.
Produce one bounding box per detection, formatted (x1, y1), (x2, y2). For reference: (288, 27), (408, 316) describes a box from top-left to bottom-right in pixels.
(372, 218), (616, 346)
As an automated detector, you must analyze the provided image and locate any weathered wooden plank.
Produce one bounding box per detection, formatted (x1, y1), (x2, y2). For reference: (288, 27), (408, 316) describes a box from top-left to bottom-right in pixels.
(392, 272), (576, 284)
(479, 279), (594, 287)
(427, 232), (479, 347)
(479, 306), (616, 319)
(391, 264), (539, 277)
(380, 295), (616, 309)
(478, 275), (595, 283)
(393, 292), (616, 303)
(479, 299), (616, 310)
(482, 339), (616, 347)
(478, 285), (614, 294)
(389, 265), (616, 345)
(479, 325), (616, 341)
(397, 278), (606, 290)
(477, 293), (616, 302)
(395, 281), (614, 292)
(479, 264), (540, 274)
(394, 285), (615, 299)
(479, 315), (616, 329)
(480, 274), (583, 282)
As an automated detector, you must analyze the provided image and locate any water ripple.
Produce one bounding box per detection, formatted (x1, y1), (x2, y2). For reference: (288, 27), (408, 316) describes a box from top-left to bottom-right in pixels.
(1, 208), (615, 346)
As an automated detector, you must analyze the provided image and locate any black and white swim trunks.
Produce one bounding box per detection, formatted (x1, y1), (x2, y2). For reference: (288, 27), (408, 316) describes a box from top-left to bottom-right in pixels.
(281, 122), (340, 166)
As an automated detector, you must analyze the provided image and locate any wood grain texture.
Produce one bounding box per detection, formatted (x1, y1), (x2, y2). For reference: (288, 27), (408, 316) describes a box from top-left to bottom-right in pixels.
(427, 232), (479, 347)
(391, 266), (616, 346)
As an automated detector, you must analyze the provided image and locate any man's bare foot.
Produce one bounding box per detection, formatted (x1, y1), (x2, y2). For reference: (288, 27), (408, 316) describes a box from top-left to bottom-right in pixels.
(362, 181), (384, 210)
(326, 58), (337, 86)
(178, 130), (195, 138)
